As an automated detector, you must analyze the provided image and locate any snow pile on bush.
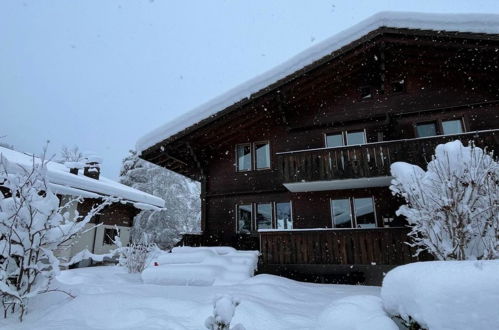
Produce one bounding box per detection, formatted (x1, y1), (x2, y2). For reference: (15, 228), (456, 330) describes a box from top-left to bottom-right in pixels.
(316, 295), (397, 330)
(141, 247), (259, 286)
(381, 260), (499, 330)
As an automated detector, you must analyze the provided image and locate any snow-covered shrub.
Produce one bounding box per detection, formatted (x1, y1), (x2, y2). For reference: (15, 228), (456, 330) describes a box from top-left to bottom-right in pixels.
(205, 294), (244, 330)
(120, 150), (200, 249)
(390, 140), (498, 260)
(381, 260), (499, 330)
(115, 232), (158, 273)
(0, 150), (110, 321)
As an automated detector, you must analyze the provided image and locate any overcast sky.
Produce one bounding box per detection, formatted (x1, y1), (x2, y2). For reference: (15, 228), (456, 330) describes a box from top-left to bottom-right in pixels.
(2, 0), (499, 179)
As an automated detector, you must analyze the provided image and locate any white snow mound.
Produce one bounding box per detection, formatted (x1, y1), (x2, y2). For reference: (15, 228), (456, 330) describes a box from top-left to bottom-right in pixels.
(316, 295), (397, 330)
(142, 246), (259, 286)
(381, 260), (499, 330)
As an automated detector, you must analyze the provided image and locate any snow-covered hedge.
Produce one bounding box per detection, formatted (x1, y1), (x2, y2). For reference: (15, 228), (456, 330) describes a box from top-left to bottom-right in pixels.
(141, 247), (259, 286)
(381, 260), (499, 330)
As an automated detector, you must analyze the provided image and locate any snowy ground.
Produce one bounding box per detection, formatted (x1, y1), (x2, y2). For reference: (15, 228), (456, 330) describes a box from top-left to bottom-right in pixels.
(0, 266), (386, 330)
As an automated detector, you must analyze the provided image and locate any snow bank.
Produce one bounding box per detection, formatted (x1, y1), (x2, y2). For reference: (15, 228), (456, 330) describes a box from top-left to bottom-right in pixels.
(136, 11), (499, 152)
(316, 295), (397, 330)
(381, 260), (499, 330)
(142, 247), (259, 286)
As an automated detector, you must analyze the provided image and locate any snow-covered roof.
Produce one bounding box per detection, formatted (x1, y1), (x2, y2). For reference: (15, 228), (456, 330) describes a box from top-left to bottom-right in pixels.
(0, 146), (165, 208)
(136, 11), (499, 153)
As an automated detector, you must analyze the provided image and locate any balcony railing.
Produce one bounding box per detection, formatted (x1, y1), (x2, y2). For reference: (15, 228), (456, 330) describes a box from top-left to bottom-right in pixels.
(277, 129), (499, 184)
(259, 228), (430, 265)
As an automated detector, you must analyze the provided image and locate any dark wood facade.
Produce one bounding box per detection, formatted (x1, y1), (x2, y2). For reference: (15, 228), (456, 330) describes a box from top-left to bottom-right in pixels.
(142, 27), (499, 283)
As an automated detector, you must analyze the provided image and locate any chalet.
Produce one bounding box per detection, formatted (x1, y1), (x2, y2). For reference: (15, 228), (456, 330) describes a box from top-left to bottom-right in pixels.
(137, 12), (499, 284)
(0, 146), (165, 266)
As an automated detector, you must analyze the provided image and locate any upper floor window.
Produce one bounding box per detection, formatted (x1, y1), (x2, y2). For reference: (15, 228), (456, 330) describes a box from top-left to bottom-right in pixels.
(416, 122), (437, 138)
(416, 118), (465, 138)
(330, 197), (377, 229)
(236, 144), (252, 171)
(442, 119), (464, 135)
(236, 141), (270, 171)
(325, 130), (366, 148)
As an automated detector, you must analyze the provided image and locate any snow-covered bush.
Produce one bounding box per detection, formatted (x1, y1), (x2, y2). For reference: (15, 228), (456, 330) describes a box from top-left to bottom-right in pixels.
(0, 150), (110, 321)
(120, 150), (200, 249)
(115, 232), (158, 273)
(381, 260), (499, 330)
(205, 294), (244, 330)
(390, 140), (498, 260)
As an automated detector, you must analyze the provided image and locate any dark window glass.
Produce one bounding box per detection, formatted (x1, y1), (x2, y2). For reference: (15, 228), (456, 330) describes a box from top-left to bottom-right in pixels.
(416, 122), (437, 137)
(391, 79), (405, 93)
(360, 86), (372, 99)
(276, 202), (292, 230)
(236, 144), (251, 171)
(256, 203), (272, 230)
(331, 199), (352, 228)
(326, 134), (344, 148)
(103, 228), (118, 245)
(442, 119), (464, 135)
(346, 131), (366, 145)
(354, 197), (376, 228)
(255, 142), (270, 169)
(237, 204), (252, 233)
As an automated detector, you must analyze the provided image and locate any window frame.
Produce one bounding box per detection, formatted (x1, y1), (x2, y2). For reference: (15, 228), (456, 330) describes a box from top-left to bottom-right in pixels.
(414, 117), (466, 138)
(253, 140), (271, 171)
(441, 118), (465, 135)
(236, 203), (253, 233)
(103, 227), (118, 245)
(255, 202), (273, 230)
(235, 143), (252, 172)
(330, 197), (378, 229)
(274, 201), (293, 230)
(324, 129), (367, 148)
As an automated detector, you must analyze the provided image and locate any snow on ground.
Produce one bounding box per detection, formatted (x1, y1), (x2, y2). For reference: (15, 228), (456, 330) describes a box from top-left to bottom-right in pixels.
(142, 247), (259, 286)
(382, 260), (499, 330)
(0, 266), (383, 330)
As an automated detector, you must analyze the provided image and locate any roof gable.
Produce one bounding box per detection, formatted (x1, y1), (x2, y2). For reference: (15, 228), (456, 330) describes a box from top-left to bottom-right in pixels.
(136, 11), (499, 154)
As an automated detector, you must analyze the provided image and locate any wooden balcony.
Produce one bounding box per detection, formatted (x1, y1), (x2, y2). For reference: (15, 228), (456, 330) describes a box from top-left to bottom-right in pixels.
(259, 228), (429, 266)
(276, 129), (499, 188)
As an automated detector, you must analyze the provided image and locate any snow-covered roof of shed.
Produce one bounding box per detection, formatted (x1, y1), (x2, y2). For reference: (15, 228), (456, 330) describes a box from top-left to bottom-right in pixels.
(0, 146), (165, 208)
(136, 11), (499, 153)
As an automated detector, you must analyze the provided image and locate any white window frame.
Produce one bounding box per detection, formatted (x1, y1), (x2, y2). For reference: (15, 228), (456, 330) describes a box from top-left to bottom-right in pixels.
(330, 197), (377, 229)
(253, 141), (271, 170)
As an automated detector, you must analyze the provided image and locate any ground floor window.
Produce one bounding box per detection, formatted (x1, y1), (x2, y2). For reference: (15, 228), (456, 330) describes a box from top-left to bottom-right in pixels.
(237, 201), (293, 232)
(103, 228), (118, 245)
(237, 204), (252, 233)
(330, 197), (377, 229)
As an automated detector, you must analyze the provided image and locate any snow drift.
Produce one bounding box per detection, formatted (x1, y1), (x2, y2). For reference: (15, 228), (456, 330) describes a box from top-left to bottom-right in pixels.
(141, 247), (259, 286)
(381, 260), (499, 330)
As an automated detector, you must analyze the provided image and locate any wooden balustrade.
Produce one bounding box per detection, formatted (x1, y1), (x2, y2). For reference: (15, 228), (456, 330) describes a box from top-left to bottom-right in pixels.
(259, 228), (428, 265)
(277, 129), (499, 183)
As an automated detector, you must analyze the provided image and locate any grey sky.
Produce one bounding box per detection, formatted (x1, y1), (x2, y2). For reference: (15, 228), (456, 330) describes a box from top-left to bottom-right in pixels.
(2, 0), (499, 179)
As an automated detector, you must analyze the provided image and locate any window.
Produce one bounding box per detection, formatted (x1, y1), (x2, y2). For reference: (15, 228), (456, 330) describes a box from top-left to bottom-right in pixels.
(276, 202), (293, 230)
(442, 119), (464, 135)
(236, 144), (251, 171)
(325, 130), (366, 147)
(391, 79), (405, 93)
(325, 133), (344, 148)
(416, 122), (437, 137)
(237, 201), (293, 232)
(103, 228), (118, 245)
(254, 142), (270, 169)
(256, 203), (272, 230)
(331, 197), (377, 229)
(346, 131), (366, 145)
(331, 199), (353, 228)
(236, 142), (270, 171)
(237, 204), (252, 233)
(360, 86), (372, 99)
(353, 197), (376, 228)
